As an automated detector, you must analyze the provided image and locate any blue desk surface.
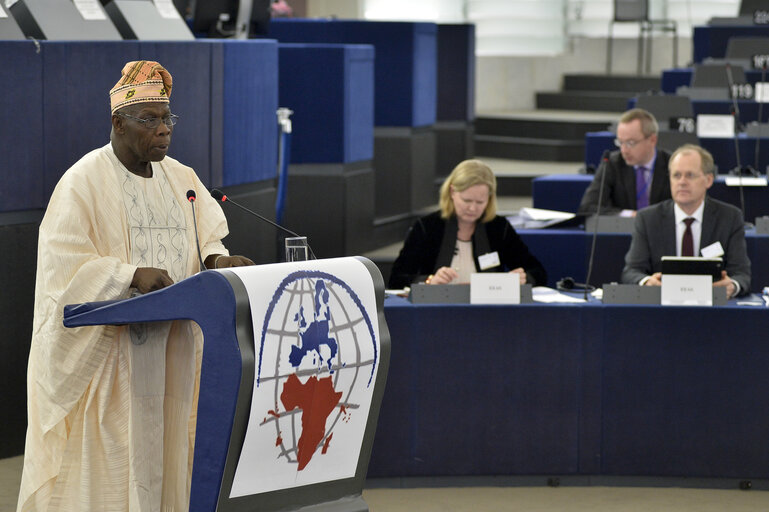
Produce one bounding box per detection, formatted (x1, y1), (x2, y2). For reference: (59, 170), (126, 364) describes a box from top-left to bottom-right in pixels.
(368, 297), (769, 479)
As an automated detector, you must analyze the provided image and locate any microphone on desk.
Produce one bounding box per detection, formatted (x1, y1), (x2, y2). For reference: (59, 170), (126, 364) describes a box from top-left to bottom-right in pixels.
(754, 61), (767, 174)
(210, 188), (317, 260)
(186, 190), (207, 271)
(581, 150), (610, 300)
(725, 63), (753, 228)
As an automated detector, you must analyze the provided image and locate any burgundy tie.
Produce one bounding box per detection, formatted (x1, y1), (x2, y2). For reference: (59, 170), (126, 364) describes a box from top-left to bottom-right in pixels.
(682, 218), (695, 257)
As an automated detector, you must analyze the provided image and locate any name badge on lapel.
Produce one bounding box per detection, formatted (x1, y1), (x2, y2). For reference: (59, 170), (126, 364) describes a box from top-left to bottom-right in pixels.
(478, 251), (501, 271)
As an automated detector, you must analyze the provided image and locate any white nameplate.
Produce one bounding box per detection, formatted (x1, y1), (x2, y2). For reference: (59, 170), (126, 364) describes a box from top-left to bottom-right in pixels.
(756, 82), (769, 103)
(73, 0), (107, 20)
(154, 0), (182, 19)
(0, 5), (6, 17)
(470, 272), (520, 304)
(724, 176), (768, 186)
(477, 251), (500, 271)
(696, 114), (734, 138)
(661, 274), (712, 306)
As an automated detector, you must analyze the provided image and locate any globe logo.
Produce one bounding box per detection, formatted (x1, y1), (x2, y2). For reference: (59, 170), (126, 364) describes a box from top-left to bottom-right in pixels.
(256, 270), (379, 471)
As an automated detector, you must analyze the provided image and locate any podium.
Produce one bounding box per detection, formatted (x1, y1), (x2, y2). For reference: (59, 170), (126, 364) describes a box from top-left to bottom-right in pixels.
(63, 257), (390, 512)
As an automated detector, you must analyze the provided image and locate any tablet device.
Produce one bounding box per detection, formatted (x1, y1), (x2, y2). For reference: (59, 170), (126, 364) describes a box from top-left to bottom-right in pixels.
(661, 256), (722, 280)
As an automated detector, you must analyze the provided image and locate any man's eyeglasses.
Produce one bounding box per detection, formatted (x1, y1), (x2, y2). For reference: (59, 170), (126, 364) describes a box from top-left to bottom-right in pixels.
(117, 112), (179, 129)
(614, 136), (649, 149)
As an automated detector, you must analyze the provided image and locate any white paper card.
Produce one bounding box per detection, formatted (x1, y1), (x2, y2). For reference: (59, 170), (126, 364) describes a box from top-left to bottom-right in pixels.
(73, 0), (106, 20)
(696, 114), (735, 138)
(471, 272), (520, 304)
(701, 241), (725, 259)
(477, 251), (500, 271)
(724, 176), (768, 186)
(0, 5), (6, 17)
(661, 274), (713, 306)
(154, 0), (182, 19)
(756, 82), (769, 103)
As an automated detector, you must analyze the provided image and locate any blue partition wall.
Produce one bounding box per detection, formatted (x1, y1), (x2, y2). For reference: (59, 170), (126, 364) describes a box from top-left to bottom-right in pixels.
(278, 43), (374, 163)
(0, 41), (45, 211)
(0, 39), (278, 213)
(268, 19), (437, 128)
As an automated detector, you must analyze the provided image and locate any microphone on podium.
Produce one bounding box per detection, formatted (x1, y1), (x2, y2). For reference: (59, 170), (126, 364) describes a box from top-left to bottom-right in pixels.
(186, 190), (207, 271)
(210, 188), (316, 260)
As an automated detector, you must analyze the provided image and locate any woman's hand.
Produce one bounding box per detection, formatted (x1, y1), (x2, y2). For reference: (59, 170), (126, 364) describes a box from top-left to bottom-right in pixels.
(510, 267), (527, 284)
(426, 266), (458, 285)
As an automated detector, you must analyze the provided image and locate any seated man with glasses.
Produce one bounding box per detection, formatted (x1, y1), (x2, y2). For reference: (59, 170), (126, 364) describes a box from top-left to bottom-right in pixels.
(17, 60), (253, 511)
(621, 144), (750, 298)
(578, 108), (672, 216)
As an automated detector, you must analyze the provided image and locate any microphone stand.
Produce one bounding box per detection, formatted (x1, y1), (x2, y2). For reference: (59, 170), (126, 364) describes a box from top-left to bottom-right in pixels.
(584, 150), (610, 300)
(726, 64), (749, 226)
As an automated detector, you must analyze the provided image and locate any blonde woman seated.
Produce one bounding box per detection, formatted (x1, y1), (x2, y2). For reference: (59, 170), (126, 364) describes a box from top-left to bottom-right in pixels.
(389, 159), (547, 289)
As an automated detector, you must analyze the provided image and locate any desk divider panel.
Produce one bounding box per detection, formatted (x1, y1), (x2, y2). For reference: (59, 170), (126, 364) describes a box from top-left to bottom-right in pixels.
(269, 19), (436, 128)
(0, 39), (278, 214)
(0, 41), (44, 211)
(278, 44), (373, 164)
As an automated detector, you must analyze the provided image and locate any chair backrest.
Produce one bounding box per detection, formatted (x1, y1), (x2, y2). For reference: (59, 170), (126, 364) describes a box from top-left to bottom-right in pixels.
(740, 0), (768, 16)
(726, 37), (769, 62)
(656, 131), (699, 153)
(614, 0), (648, 22)
(692, 63), (746, 88)
(635, 95), (694, 128)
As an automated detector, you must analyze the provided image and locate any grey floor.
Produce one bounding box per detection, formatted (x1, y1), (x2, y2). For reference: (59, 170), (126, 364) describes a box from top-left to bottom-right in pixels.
(4, 455), (769, 511)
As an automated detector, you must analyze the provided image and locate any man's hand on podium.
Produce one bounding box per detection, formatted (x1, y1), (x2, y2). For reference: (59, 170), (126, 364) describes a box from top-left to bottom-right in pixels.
(207, 254), (255, 269)
(132, 267), (174, 294)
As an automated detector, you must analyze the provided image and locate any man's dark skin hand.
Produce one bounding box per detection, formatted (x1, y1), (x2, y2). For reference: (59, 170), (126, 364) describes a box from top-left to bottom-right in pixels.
(132, 267), (174, 294)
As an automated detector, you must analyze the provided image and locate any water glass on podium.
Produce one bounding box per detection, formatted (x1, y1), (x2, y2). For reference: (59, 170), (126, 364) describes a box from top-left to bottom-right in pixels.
(285, 236), (309, 262)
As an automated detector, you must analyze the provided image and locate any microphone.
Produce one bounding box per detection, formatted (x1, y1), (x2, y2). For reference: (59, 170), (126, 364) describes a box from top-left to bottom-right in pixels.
(583, 150), (610, 300)
(186, 190), (207, 271)
(210, 188), (316, 260)
(725, 64), (750, 225)
(755, 61), (767, 173)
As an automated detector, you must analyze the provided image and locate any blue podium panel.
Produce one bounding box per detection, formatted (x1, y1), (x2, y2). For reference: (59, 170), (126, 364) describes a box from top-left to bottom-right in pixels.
(600, 306), (769, 477)
(216, 39), (279, 187)
(41, 41), (141, 201)
(368, 300), (590, 478)
(63, 257), (391, 512)
(278, 43), (374, 164)
(373, 298), (769, 480)
(693, 25), (769, 64)
(269, 19), (437, 128)
(437, 23), (475, 122)
(0, 41), (44, 211)
(139, 41), (214, 186)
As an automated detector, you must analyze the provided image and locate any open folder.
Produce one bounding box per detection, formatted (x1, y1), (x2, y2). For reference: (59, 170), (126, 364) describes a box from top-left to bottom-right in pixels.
(507, 207), (580, 229)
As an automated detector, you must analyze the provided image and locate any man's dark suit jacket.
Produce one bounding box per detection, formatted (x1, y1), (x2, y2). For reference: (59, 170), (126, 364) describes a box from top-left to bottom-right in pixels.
(621, 197), (751, 294)
(577, 149), (672, 215)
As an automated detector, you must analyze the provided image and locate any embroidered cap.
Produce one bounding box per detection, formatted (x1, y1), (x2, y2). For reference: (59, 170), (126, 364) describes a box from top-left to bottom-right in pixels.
(110, 60), (172, 114)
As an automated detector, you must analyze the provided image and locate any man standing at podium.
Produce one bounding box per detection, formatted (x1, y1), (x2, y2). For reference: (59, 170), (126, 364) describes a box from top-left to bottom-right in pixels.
(18, 61), (253, 511)
(621, 144), (750, 298)
(578, 108), (672, 216)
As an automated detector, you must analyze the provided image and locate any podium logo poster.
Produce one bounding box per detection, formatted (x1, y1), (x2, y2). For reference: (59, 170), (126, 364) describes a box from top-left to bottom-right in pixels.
(225, 258), (380, 497)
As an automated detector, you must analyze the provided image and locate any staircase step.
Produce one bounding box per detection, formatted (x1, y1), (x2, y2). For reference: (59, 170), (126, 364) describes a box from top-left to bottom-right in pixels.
(562, 74), (661, 94)
(474, 135), (584, 162)
(475, 116), (610, 140)
(536, 91), (631, 112)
